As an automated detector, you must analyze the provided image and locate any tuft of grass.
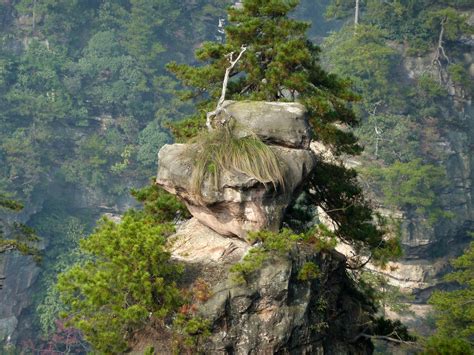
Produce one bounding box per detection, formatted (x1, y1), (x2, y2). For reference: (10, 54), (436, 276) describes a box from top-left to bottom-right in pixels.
(187, 124), (285, 196)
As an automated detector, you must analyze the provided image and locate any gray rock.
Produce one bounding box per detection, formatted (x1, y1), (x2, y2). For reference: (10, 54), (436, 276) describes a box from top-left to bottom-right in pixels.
(218, 101), (312, 149)
(196, 248), (372, 354)
(0, 316), (17, 343)
(156, 143), (316, 241)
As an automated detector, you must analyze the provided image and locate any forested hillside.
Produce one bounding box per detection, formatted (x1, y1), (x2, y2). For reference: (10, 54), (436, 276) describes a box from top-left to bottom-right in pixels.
(0, 0), (472, 353)
(0, 0), (228, 348)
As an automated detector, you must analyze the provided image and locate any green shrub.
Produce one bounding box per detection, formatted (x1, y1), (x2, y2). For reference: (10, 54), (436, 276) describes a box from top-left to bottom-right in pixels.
(231, 227), (336, 283)
(423, 336), (472, 355)
(298, 262), (320, 281)
(172, 314), (211, 352)
(57, 215), (184, 353)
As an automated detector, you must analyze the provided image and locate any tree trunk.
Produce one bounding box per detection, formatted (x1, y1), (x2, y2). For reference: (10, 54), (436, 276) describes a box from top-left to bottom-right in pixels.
(32, 0), (36, 35)
(354, 0), (360, 27)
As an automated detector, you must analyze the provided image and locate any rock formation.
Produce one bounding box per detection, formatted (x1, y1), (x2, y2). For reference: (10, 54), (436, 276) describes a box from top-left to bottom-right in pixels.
(156, 101), (316, 241)
(150, 101), (373, 354)
(164, 219), (373, 355)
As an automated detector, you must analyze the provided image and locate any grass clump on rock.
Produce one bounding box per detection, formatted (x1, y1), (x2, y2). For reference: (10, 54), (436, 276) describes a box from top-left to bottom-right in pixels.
(188, 123), (285, 196)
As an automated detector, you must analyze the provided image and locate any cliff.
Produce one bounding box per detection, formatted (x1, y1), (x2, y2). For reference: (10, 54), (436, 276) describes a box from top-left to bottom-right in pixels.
(136, 101), (375, 354)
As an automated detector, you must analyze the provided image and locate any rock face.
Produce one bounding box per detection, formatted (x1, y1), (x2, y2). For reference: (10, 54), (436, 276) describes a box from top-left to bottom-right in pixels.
(156, 101), (316, 241)
(0, 252), (40, 344)
(217, 101), (312, 149)
(168, 218), (249, 266)
(147, 101), (372, 354)
(196, 249), (372, 355)
(143, 218), (372, 355)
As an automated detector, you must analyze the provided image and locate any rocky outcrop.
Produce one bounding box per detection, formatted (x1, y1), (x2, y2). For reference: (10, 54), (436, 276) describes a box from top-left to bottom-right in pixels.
(0, 253), (40, 344)
(156, 101), (317, 241)
(146, 101), (373, 354)
(196, 248), (372, 355)
(149, 218), (373, 355)
(217, 101), (312, 149)
(168, 218), (249, 266)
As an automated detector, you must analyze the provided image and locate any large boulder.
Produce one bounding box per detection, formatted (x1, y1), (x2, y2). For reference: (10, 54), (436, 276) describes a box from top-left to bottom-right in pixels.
(217, 100), (312, 149)
(156, 143), (316, 241)
(156, 101), (316, 241)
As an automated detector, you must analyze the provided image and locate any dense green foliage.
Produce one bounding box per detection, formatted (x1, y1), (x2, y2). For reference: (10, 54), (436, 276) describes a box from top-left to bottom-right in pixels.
(425, 239), (474, 353)
(321, 2), (470, 224)
(39, 186), (188, 351)
(57, 214), (183, 353)
(0, 0), (226, 348)
(230, 226), (336, 284)
(361, 160), (450, 223)
(168, 0), (360, 155)
(327, 0), (473, 50)
(0, 0), (227, 204)
(0, 0), (472, 352)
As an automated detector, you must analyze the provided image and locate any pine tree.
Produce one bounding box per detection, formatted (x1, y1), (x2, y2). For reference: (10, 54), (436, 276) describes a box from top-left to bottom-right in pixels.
(57, 214), (184, 353)
(167, 0), (399, 263)
(0, 194), (40, 290)
(168, 0), (360, 154)
(425, 238), (474, 353)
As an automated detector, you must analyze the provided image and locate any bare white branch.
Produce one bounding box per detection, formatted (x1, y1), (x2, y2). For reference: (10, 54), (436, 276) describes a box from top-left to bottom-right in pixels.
(206, 45), (247, 130)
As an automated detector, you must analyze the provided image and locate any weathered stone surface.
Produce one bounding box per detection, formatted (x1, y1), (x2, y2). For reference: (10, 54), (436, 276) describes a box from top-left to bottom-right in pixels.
(0, 252), (40, 343)
(195, 248), (372, 354)
(168, 218), (249, 265)
(218, 100), (312, 149)
(156, 143), (316, 241)
(134, 246), (372, 354)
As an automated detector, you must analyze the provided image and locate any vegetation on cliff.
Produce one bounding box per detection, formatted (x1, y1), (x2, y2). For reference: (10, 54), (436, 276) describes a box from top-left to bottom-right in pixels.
(168, 0), (400, 263)
(57, 215), (183, 353)
(0, 0), (472, 353)
(425, 237), (474, 352)
(0, 195), (39, 262)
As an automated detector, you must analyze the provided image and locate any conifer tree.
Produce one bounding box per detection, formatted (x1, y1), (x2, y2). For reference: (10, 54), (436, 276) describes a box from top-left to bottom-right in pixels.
(168, 0), (400, 264)
(426, 238), (474, 352)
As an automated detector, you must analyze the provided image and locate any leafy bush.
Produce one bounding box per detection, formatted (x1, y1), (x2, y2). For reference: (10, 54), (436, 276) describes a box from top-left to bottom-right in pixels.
(423, 336), (472, 355)
(230, 226), (337, 283)
(57, 215), (184, 353)
(360, 159), (450, 223)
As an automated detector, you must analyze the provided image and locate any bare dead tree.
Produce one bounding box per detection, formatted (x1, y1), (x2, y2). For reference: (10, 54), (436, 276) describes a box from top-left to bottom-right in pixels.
(206, 45), (247, 130)
(32, 0), (37, 35)
(432, 15), (450, 84)
(368, 101), (383, 158)
(355, 0), (360, 27)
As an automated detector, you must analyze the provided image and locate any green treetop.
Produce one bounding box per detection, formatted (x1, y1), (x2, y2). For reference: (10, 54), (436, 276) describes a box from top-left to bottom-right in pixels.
(168, 0), (360, 156)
